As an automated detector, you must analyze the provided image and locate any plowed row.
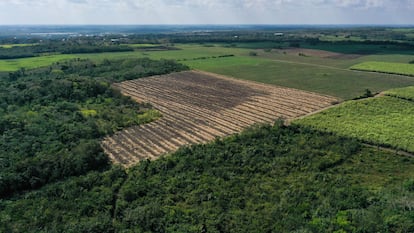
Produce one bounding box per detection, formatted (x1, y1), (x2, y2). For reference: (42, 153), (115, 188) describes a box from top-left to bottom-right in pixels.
(102, 71), (337, 166)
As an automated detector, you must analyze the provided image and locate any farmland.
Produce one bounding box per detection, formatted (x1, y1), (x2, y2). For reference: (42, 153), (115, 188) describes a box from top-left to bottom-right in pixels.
(295, 96), (414, 153)
(0, 43), (36, 48)
(384, 86), (414, 101)
(1, 43), (414, 100)
(182, 54), (414, 100)
(351, 61), (414, 76)
(102, 71), (337, 166)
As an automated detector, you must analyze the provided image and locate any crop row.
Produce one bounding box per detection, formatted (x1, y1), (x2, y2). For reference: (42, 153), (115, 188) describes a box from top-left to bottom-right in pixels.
(295, 96), (414, 153)
(351, 61), (414, 77)
(102, 71), (337, 166)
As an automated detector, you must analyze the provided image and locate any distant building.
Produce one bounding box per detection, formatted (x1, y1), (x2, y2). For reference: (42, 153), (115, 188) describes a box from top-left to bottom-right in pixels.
(274, 33), (284, 36)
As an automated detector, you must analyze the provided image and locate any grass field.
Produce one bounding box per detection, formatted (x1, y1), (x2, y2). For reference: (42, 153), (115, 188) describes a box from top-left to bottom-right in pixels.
(2, 44), (414, 100)
(0, 44), (250, 72)
(0, 54), (77, 71)
(295, 96), (414, 152)
(351, 61), (414, 76)
(183, 55), (414, 100)
(384, 86), (414, 101)
(0, 43), (36, 48)
(124, 43), (162, 48)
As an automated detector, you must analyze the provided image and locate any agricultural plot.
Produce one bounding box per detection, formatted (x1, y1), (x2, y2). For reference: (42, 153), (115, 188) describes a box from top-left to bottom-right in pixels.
(102, 71), (337, 166)
(184, 56), (414, 100)
(384, 86), (414, 101)
(0, 43), (36, 48)
(351, 61), (414, 76)
(295, 96), (414, 153)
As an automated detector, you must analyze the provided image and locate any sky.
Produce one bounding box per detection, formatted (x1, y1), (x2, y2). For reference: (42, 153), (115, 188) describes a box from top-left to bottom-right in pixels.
(0, 0), (413, 25)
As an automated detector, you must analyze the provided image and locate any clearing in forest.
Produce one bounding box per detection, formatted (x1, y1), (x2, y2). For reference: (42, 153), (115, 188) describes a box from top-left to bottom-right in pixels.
(102, 70), (337, 166)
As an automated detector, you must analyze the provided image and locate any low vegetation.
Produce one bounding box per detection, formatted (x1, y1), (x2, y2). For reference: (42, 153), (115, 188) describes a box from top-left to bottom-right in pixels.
(295, 96), (414, 152)
(351, 61), (414, 76)
(1, 124), (413, 232)
(384, 86), (414, 101)
(183, 55), (414, 100)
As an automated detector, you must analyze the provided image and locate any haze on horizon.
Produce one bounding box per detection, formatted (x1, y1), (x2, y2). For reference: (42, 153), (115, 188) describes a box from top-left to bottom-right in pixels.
(0, 0), (413, 25)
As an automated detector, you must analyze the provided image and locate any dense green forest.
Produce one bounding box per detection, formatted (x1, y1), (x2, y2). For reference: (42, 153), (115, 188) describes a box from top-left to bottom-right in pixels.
(1, 124), (413, 232)
(0, 42), (134, 59)
(0, 58), (188, 197)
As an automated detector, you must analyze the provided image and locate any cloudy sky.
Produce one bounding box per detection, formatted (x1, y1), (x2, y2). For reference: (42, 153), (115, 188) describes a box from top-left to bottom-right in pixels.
(0, 0), (413, 25)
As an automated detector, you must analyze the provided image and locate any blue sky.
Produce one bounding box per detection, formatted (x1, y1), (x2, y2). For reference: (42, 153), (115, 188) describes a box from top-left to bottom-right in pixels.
(0, 0), (413, 25)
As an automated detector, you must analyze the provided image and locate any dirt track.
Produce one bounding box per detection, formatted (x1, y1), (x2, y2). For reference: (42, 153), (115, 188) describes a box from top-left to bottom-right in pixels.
(102, 70), (338, 166)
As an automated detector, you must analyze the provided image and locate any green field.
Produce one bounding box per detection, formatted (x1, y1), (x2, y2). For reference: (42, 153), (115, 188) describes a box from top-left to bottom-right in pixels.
(0, 54), (76, 71)
(183, 55), (414, 100)
(384, 86), (414, 100)
(0, 43), (36, 48)
(2, 44), (414, 100)
(295, 96), (414, 152)
(0, 45), (249, 72)
(124, 43), (162, 48)
(351, 61), (414, 76)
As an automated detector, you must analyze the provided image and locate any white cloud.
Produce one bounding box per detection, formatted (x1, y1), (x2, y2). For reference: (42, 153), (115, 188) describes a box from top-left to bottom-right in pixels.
(0, 0), (413, 24)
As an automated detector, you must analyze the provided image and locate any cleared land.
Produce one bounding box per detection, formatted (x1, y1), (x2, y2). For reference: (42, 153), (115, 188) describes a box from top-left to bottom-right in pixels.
(273, 48), (361, 59)
(295, 96), (414, 153)
(102, 71), (337, 166)
(351, 61), (414, 76)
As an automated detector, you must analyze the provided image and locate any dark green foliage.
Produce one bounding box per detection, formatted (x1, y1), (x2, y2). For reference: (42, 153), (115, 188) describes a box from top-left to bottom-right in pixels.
(0, 58), (188, 197)
(0, 42), (133, 59)
(353, 88), (374, 100)
(0, 167), (127, 233)
(1, 125), (412, 232)
(52, 57), (189, 82)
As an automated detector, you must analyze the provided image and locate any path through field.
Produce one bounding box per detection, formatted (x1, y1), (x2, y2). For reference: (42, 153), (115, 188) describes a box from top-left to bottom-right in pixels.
(102, 71), (338, 166)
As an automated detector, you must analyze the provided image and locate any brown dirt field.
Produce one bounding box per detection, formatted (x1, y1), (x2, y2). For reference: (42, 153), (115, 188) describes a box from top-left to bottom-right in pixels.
(274, 48), (362, 59)
(102, 70), (338, 167)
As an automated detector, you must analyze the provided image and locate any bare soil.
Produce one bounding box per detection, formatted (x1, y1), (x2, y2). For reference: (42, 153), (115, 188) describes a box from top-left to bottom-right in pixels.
(274, 48), (362, 59)
(102, 71), (338, 167)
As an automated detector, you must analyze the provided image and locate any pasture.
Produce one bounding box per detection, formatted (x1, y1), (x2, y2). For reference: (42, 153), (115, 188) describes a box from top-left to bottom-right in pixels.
(102, 71), (337, 166)
(351, 61), (414, 76)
